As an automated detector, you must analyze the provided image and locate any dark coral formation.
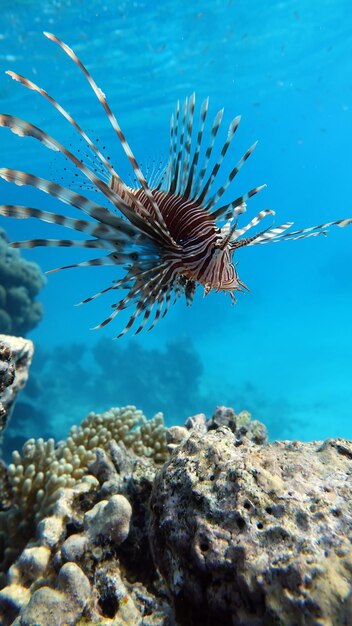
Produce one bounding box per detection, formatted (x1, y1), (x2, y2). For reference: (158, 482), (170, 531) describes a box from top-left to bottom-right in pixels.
(0, 341), (15, 432)
(0, 335), (34, 435)
(0, 229), (45, 336)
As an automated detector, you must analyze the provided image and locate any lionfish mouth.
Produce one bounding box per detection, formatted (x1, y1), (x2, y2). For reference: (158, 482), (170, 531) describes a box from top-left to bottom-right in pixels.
(0, 33), (351, 337)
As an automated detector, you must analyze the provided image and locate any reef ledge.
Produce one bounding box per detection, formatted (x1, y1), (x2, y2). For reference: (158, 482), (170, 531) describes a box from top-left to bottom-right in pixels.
(0, 394), (350, 625)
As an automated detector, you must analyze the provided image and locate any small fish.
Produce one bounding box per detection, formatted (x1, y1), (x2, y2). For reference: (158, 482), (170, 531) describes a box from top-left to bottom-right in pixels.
(0, 32), (351, 337)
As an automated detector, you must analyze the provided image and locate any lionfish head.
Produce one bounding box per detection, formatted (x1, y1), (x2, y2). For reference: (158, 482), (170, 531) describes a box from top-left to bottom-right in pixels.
(1, 32), (351, 337)
(201, 246), (244, 298)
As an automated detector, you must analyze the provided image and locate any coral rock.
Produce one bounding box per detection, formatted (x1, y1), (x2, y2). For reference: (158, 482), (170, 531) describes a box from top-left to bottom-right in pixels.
(20, 586), (82, 626)
(208, 405), (268, 444)
(0, 583), (31, 626)
(57, 562), (91, 608)
(0, 334), (34, 434)
(94, 567), (142, 623)
(37, 515), (66, 548)
(150, 426), (352, 626)
(8, 546), (51, 585)
(84, 493), (132, 546)
(61, 534), (88, 563)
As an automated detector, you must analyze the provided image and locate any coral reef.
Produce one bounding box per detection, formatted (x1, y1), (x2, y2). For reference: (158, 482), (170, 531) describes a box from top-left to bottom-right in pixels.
(0, 335), (34, 435)
(5, 336), (205, 451)
(150, 421), (352, 626)
(0, 435), (172, 625)
(0, 405), (351, 625)
(5, 337), (303, 457)
(0, 406), (168, 578)
(0, 229), (45, 336)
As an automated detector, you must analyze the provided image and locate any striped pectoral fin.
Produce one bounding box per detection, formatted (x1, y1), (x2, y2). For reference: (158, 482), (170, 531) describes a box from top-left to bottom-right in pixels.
(229, 209), (276, 242)
(0, 204), (126, 242)
(5, 70), (127, 196)
(0, 166), (109, 222)
(132, 298), (157, 336)
(116, 291), (156, 339)
(76, 274), (135, 307)
(76, 284), (117, 307)
(149, 290), (172, 330)
(45, 252), (119, 275)
(0, 117), (150, 232)
(5, 69), (169, 231)
(116, 275), (162, 338)
(135, 278), (175, 335)
(0, 168), (151, 240)
(115, 267), (175, 337)
(10, 238), (110, 250)
(44, 32), (171, 238)
(142, 290), (170, 333)
(248, 216), (352, 245)
(91, 286), (141, 331)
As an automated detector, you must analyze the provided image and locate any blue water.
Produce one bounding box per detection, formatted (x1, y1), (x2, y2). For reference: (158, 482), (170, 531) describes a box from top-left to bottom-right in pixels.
(1, 0), (352, 449)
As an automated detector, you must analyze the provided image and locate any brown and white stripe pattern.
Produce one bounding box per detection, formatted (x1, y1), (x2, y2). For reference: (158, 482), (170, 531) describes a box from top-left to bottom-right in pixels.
(0, 33), (351, 337)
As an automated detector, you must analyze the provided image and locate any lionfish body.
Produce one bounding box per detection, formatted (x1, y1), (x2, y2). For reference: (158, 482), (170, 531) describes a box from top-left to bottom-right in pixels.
(0, 33), (351, 337)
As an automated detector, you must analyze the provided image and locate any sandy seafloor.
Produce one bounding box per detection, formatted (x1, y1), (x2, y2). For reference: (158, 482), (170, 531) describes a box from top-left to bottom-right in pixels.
(0, 0), (351, 449)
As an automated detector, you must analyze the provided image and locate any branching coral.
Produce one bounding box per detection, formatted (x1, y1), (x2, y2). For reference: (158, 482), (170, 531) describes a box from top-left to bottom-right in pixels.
(0, 406), (168, 575)
(8, 406), (167, 523)
(0, 229), (45, 336)
(0, 437), (170, 626)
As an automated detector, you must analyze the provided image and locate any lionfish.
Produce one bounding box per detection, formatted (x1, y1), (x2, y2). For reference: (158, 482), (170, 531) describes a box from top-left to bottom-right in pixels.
(0, 33), (351, 337)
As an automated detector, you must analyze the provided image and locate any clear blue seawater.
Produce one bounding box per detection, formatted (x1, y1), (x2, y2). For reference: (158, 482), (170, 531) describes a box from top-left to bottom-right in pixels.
(1, 0), (351, 449)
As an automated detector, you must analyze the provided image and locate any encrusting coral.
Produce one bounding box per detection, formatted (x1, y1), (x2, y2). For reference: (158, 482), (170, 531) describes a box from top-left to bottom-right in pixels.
(0, 229), (45, 336)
